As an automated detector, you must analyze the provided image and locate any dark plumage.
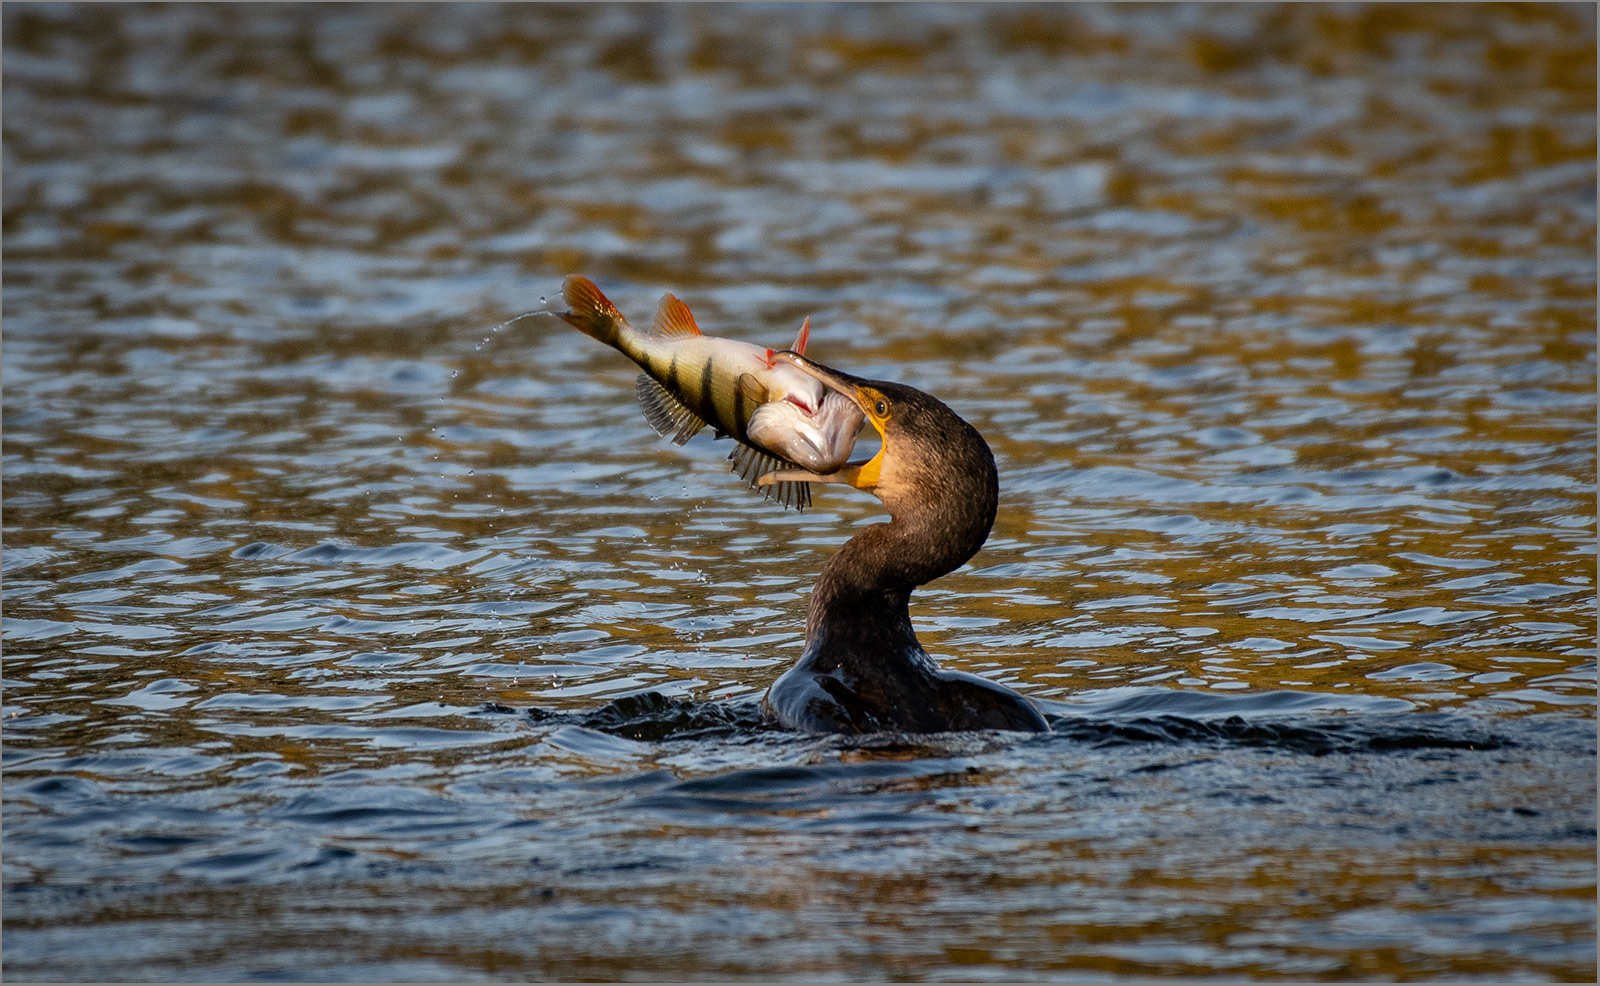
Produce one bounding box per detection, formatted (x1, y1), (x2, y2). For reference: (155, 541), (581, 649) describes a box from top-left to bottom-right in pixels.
(759, 356), (1050, 734)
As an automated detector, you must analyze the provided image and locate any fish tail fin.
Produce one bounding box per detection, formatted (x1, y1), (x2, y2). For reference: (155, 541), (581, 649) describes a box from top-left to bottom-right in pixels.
(558, 275), (627, 346)
(792, 316), (810, 355)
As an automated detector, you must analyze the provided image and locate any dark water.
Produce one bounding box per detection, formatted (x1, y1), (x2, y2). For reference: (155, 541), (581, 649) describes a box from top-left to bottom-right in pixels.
(3, 3), (1595, 980)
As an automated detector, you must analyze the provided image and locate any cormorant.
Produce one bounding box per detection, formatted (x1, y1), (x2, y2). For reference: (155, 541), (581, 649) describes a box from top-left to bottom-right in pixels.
(758, 353), (1050, 734)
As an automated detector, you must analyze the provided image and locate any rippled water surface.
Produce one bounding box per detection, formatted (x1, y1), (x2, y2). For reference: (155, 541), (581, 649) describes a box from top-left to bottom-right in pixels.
(3, 3), (1595, 980)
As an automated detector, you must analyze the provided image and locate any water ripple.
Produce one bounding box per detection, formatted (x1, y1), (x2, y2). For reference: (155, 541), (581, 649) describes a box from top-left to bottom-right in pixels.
(2, 3), (1593, 981)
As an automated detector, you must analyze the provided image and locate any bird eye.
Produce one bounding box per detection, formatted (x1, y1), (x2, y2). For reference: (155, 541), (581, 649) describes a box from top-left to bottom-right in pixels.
(874, 399), (888, 418)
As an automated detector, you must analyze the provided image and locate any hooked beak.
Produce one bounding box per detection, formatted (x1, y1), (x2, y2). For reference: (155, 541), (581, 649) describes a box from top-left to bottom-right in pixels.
(756, 352), (885, 491)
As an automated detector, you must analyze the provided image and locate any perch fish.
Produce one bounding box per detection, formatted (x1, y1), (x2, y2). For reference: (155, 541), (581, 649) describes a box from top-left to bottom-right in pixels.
(556, 275), (864, 509)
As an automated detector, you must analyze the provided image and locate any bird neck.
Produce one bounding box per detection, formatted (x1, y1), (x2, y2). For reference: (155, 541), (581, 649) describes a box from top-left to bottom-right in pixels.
(802, 497), (994, 675)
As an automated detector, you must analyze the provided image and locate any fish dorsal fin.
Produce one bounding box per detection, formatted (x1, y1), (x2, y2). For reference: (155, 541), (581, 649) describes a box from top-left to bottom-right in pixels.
(653, 293), (702, 339)
(635, 373), (705, 446)
(792, 316), (810, 355)
(728, 442), (811, 512)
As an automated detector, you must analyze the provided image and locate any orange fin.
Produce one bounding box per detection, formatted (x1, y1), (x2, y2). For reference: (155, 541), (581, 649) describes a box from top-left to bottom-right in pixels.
(792, 316), (810, 355)
(559, 275), (625, 345)
(653, 293), (702, 339)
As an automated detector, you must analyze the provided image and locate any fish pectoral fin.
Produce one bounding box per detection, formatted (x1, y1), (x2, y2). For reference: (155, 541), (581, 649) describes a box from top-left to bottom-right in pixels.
(735, 372), (770, 406)
(652, 293), (703, 339)
(636, 373), (706, 446)
(728, 443), (811, 512)
(731, 373), (771, 439)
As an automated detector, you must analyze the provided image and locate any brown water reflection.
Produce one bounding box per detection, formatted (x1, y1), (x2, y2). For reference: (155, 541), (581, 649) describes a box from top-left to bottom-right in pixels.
(3, 2), (1595, 980)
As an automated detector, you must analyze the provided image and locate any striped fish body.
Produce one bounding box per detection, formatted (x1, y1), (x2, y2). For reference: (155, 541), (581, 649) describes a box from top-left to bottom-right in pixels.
(557, 275), (864, 509)
(625, 332), (812, 443)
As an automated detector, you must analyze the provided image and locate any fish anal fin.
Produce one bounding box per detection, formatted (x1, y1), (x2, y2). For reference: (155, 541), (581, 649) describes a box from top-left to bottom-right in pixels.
(728, 442), (811, 511)
(636, 373), (706, 446)
(653, 293), (702, 339)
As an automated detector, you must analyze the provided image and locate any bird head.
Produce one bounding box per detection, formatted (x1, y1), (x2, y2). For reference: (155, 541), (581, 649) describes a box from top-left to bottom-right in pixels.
(758, 352), (997, 529)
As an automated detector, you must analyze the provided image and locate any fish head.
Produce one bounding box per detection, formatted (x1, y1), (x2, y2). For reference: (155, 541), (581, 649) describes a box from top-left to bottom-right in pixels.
(756, 352), (995, 520)
(745, 359), (863, 471)
(756, 352), (889, 493)
(759, 362), (828, 417)
(747, 389), (866, 473)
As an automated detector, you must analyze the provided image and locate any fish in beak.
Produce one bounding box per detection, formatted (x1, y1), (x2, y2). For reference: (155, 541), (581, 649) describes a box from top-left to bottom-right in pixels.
(746, 382), (866, 474)
(556, 276), (864, 509)
(757, 352), (888, 492)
